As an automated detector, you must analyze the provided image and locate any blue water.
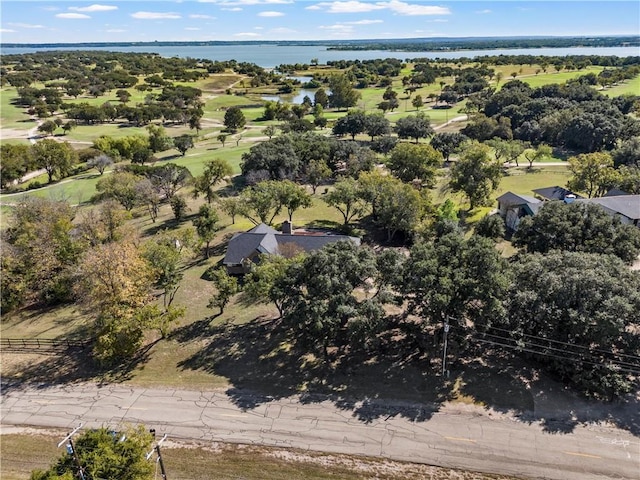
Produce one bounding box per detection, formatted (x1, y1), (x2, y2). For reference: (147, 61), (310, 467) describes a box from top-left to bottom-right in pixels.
(1, 45), (638, 68)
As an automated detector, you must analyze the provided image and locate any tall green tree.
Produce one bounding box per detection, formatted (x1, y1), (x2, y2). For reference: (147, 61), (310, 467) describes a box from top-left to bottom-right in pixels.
(75, 240), (155, 364)
(277, 242), (384, 357)
(523, 143), (553, 169)
(277, 180), (313, 222)
(207, 267), (239, 314)
(400, 233), (509, 336)
(30, 139), (77, 183)
(147, 124), (173, 153)
(243, 254), (300, 316)
(31, 426), (154, 480)
(364, 112), (391, 141)
(193, 204), (220, 258)
(394, 112), (433, 143)
(449, 141), (502, 209)
(142, 236), (183, 310)
(173, 134), (194, 156)
(328, 74), (360, 110)
(375, 180), (430, 241)
(1, 197), (82, 310)
(332, 110), (366, 140)
(304, 159), (332, 194)
(193, 157), (233, 204)
(567, 151), (616, 198)
(238, 181), (284, 226)
(324, 177), (367, 226)
(95, 171), (141, 211)
(224, 105), (246, 132)
(0, 143), (33, 187)
(388, 142), (443, 184)
(430, 132), (467, 162)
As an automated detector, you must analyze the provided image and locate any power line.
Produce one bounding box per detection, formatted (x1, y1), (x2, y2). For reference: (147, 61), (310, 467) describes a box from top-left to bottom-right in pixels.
(469, 336), (640, 376)
(482, 324), (640, 363)
(475, 330), (640, 371)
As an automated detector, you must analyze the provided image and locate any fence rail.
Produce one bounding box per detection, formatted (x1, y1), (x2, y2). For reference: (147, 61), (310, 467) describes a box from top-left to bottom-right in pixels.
(1, 338), (90, 352)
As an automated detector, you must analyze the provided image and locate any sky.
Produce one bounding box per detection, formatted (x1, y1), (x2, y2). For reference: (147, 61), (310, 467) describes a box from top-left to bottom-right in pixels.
(0, 1), (638, 44)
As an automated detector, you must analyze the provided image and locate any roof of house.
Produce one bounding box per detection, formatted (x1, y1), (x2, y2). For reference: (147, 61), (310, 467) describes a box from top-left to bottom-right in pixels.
(603, 188), (631, 197)
(583, 195), (640, 221)
(532, 186), (582, 201)
(496, 192), (541, 207)
(223, 224), (361, 266)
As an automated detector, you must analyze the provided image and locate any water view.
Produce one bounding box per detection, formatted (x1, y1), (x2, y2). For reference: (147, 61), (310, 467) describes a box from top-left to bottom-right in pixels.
(2, 44), (638, 68)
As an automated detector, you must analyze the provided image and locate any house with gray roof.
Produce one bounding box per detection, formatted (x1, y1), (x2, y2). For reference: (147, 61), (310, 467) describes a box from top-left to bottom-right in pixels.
(496, 192), (543, 231)
(532, 186), (582, 201)
(223, 221), (361, 274)
(578, 195), (640, 227)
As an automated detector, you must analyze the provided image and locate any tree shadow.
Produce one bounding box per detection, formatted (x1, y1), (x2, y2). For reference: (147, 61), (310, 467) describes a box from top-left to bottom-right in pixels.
(176, 318), (450, 423)
(452, 349), (640, 435)
(1, 339), (158, 395)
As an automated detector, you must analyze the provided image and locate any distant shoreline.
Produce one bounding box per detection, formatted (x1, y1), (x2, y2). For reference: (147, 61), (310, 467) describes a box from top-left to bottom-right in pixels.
(2, 35), (639, 52)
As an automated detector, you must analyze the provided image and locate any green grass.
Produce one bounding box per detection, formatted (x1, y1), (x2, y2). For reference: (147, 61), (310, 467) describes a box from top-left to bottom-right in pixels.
(0, 87), (35, 129)
(0, 304), (91, 340)
(510, 66), (605, 89)
(497, 166), (571, 197)
(601, 76), (640, 97)
(0, 172), (105, 205)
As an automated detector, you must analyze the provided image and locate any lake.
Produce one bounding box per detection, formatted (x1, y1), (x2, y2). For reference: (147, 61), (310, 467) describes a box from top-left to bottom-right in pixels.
(1, 44), (638, 68)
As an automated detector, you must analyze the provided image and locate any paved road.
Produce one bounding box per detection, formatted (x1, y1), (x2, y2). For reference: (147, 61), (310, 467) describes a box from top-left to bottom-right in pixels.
(2, 383), (638, 479)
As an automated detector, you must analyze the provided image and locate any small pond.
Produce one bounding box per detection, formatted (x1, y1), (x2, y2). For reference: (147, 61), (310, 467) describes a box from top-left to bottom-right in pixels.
(262, 88), (322, 104)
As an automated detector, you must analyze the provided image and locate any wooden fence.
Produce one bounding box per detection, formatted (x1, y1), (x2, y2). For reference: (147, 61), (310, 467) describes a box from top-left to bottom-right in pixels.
(1, 338), (90, 353)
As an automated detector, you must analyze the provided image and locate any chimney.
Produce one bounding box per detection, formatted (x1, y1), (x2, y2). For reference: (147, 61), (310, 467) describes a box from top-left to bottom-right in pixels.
(282, 220), (292, 234)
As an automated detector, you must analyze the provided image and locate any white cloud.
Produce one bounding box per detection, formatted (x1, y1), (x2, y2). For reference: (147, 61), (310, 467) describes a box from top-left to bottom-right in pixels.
(105, 28), (126, 32)
(199, 0), (292, 4)
(343, 19), (383, 25)
(9, 22), (45, 28)
(131, 12), (182, 19)
(313, 1), (384, 14)
(310, 1), (450, 16)
(69, 4), (118, 12)
(319, 24), (354, 33)
(258, 11), (285, 17)
(185, 27), (201, 30)
(189, 14), (214, 19)
(380, 1), (451, 16)
(475, 9), (491, 14)
(55, 13), (91, 19)
(41, 6), (60, 11)
(234, 32), (261, 37)
(222, 7), (243, 11)
(1, 28), (16, 33)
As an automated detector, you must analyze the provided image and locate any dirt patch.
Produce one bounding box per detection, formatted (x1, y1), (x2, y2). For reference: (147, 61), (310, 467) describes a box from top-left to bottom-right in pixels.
(0, 127), (31, 140)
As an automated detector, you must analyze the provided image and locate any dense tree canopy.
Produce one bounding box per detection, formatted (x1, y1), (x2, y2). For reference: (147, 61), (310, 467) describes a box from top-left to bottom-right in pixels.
(502, 251), (640, 398)
(513, 201), (640, 264)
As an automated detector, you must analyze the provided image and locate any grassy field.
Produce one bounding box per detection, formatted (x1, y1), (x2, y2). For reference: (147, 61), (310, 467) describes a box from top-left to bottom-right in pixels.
(0, 87), (36, 129)
(601, 76), (640, 97)
(0, 430), (521, 480)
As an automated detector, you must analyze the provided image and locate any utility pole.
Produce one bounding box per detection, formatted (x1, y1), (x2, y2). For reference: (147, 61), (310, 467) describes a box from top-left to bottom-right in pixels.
(58, 424), (86, 480)
(146, 433), (168, 480)
(442, 317), (450, 377)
